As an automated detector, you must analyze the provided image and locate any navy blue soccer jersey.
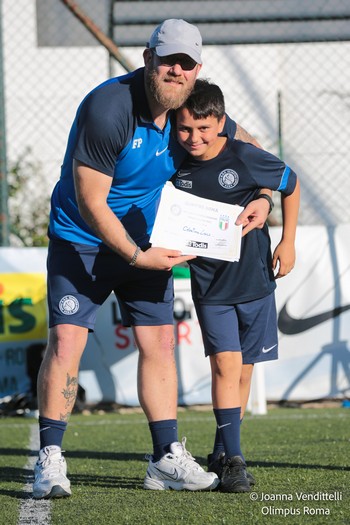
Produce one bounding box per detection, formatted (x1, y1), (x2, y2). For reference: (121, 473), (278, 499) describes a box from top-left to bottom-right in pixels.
(49, 67), (237, 247)
(172, 139), (297, 304)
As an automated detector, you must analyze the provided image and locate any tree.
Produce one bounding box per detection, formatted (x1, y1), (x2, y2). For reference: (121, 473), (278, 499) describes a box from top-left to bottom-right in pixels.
(8, 147), (50, 246)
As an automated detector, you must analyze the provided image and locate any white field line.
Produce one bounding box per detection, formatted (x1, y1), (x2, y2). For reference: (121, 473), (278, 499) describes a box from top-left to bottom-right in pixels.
(17, 424), (51, 525)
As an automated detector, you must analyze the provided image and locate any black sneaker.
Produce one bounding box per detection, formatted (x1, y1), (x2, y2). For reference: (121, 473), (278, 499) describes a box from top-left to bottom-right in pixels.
(207, 452), (225, 477)
(220, 455), (251, 493)
(208, 452), (256, 486)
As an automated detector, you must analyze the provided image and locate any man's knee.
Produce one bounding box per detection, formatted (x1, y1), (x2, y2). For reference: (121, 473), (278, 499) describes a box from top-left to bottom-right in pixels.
(46, 324), (88, 363)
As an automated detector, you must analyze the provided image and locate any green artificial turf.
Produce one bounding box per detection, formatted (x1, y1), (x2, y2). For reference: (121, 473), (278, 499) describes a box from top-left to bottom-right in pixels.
(0, 407), (348, 525)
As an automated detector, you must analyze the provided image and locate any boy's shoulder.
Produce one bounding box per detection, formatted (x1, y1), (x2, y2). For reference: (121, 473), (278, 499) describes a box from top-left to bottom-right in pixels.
(230, 138), (262, 154)
(229, 139), (282, 165)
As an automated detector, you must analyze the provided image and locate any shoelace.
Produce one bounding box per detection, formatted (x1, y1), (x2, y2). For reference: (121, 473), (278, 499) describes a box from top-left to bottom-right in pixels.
(175, 438), (204, 471)
(38, 448), (64, 473)
(145, 437), (204, 472)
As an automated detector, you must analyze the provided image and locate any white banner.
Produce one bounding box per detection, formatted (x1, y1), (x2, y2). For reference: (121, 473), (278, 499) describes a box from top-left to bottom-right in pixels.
(0, 225), (349, 404)
(267, 224), (350, 401)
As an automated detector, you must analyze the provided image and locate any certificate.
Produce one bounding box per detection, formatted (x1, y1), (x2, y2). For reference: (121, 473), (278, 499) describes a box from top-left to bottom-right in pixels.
(150, 184), (243, 262)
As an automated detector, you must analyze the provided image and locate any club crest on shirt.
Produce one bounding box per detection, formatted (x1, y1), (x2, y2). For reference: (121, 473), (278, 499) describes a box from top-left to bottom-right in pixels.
(219, 215), (229, 230)
(59, 295), (79, 315)
(218, 169), (239, 189)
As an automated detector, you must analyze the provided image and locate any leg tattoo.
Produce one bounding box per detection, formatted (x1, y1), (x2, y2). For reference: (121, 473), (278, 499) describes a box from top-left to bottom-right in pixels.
(60, 373), (78, 421)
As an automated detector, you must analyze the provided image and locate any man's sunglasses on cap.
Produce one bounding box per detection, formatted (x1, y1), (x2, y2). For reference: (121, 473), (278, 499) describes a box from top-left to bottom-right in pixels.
(151, 49), (198, 71)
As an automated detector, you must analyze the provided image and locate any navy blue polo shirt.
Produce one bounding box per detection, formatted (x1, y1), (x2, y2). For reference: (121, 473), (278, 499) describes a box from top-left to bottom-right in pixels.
(172, 139), (297, 304)
(49, 67), (237, 247)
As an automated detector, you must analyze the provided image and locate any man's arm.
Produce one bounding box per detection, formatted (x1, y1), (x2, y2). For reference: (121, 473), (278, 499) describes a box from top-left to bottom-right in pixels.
(235, 123), (262, 149)
(236, 197), (270, 236)
(73, 161), (195, 270)
(236, 189), (273, 237)
(234, 124), (274, 233)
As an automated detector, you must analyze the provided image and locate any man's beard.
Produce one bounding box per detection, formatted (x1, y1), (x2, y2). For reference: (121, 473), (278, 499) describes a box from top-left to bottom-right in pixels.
(147, 69), (194, 110)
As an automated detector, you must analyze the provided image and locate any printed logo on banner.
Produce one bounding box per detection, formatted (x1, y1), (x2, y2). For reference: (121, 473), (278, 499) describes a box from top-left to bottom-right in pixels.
(278, 302), (350, 334)
(0, 273), (47, 342)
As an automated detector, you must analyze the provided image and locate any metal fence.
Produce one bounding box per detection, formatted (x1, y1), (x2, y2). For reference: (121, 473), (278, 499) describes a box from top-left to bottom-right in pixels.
(1, 0), (350, 245)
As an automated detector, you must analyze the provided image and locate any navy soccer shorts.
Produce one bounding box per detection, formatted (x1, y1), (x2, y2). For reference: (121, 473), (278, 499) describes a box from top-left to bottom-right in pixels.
(194, 292), (278, 364)
(47, 239), (174, 330)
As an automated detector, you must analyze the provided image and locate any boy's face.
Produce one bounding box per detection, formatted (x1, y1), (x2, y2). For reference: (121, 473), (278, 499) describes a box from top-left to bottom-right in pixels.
(176, 108), (226, 160)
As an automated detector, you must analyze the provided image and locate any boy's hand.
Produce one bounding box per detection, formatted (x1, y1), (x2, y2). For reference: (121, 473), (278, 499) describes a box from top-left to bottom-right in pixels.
(272, 240), (296, 279)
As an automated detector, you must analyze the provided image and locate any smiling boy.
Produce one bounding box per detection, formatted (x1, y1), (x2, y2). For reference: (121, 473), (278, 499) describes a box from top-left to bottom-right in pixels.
(173, 79), (300, 492)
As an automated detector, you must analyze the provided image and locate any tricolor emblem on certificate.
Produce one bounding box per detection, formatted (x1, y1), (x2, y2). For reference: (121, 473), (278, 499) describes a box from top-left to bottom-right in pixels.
(219, 215), (229, 231)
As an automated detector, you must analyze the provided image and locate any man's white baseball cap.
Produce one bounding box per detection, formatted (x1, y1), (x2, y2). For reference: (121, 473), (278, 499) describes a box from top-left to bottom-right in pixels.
(147, 19), (202, 64)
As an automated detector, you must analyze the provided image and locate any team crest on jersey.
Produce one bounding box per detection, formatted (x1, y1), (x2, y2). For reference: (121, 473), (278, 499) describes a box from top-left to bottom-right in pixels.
(59, 295), (79, 315)
(218, 169), (239, 189)
(176, 179), (192, 189)
(219, 215), (230, 230)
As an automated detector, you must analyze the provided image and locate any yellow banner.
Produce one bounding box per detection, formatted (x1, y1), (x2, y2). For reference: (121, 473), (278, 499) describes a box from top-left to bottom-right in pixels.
(0, 273), (47, 342)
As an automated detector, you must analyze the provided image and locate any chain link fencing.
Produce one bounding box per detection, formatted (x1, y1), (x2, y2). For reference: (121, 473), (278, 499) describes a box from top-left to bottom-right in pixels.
(1, 0), (350, 245)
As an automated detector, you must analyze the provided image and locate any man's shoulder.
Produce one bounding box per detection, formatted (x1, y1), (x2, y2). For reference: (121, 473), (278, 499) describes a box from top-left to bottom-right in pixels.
(92, 68), (142, 93)
(222, 114), (237, 139)
(82, 68), (144, 116)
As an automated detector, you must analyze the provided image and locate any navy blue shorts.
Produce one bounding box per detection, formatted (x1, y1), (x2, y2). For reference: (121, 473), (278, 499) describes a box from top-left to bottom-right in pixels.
(194, 293), (278, 364)
(47, 239), (174, 330)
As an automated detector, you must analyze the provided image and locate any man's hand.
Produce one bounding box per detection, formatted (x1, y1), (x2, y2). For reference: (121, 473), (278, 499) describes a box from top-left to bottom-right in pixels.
(135, 247), (196, 271)
(236, 198), (270, 237)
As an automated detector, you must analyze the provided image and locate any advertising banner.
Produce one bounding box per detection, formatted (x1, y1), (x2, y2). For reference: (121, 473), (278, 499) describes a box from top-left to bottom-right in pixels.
(0, 249), (47, 399)
(0, 225), (349, 405)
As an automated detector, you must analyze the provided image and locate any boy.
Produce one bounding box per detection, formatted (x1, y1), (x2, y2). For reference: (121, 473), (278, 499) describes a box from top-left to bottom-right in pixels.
(172, 79), (300, 492)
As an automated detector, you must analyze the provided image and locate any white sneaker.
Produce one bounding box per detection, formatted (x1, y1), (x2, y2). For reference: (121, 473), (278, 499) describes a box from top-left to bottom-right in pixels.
(144, 437), (219, 491)
(33, 446), (71, 499)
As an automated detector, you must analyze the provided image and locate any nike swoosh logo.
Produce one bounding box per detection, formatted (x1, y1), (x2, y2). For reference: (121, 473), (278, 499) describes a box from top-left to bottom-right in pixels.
(177, 171), (191, 177)
(262, 344), (277, 353)
(218, 423), (231, 429)
(154, 466), (178, 480)
(278, 303), (350, 335)
(156, 147), (168, 156)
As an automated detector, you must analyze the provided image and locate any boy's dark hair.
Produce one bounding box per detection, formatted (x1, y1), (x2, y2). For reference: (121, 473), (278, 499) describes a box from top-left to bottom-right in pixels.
(180, 78), (225, 120)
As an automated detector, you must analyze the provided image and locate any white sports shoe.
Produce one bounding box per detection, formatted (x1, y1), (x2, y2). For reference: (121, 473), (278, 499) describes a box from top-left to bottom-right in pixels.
(144, 437), (219, 491)
(33, 446), (71, 499)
